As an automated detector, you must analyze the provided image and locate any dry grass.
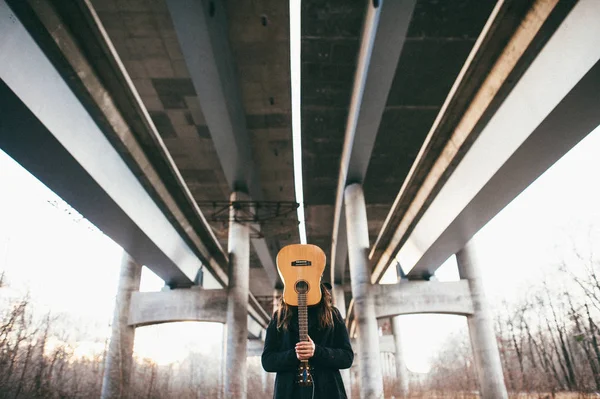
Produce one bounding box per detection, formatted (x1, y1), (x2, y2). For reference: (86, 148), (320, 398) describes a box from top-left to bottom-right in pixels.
(401, 392), (598, 399)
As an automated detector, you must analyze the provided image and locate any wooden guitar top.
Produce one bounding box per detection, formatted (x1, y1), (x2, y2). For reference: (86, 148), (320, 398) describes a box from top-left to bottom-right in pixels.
(276, 244), (326, 306)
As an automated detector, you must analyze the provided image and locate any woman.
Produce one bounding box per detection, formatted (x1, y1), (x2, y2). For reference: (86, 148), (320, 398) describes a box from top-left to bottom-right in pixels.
(261, 283), (353, 398)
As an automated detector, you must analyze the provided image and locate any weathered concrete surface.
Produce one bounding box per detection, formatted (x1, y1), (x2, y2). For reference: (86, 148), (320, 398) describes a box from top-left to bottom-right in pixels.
(247, 338), (264, 356)
(128, 289), (227, 326)
(333, 284), (347, 318)
(373, 280), (474, 317)
(225, 192), (250, 399)
(0, 0), (207, 287)
(370, 0), (539, 282)
(347, 335), (394, 355)
(129, 288), (263, 338)
(391, 316), (410, 398)
(128, 288), (267, 337)
(457, 240), (507, 399)
(345, 183), (384, 398)
(247, 315), (263, 339)
(375, 0), (594, 282)
(329, 0), (416, 286)
(301, 0), (497, 284)
(101, 252), (141, 399)
(166, 0), (283, 288)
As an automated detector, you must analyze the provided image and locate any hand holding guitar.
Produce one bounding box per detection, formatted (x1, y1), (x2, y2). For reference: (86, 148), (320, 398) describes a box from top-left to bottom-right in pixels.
(295, 336), (315, 360)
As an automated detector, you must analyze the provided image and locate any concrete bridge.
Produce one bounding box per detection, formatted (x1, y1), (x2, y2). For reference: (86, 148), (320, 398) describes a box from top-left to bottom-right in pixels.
(1, 0), (599, 397)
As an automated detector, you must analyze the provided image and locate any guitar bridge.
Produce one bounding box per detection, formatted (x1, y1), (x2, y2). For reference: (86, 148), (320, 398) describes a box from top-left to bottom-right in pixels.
(291, 259), (312, 267)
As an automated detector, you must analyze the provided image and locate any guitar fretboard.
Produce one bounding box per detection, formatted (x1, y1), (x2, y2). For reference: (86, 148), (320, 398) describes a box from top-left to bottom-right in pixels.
(298, 291), (308, 342)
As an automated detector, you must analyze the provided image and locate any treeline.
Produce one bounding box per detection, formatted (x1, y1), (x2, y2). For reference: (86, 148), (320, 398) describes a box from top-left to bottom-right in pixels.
(419, 243), (600, 395)
(2, 238), (599, 398)
(0, 273), (269, 398)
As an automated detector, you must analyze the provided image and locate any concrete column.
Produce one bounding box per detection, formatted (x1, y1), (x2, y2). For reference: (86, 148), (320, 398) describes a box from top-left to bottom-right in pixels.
(261, 368), (268, 394)
(350, 364), (359, 398)
(333, 285), (347, 318)
(101, 251), (142, 399)
(344, 183), (384, 398)
(456, 239), (508, 399)
(262, 289), (279, 396)
(266, 371), (274, 393)
(224, 191), (250, 398)
(219, 324), (227, 399)
(391, 316), (409, 397)
(333, 284), (352, 399)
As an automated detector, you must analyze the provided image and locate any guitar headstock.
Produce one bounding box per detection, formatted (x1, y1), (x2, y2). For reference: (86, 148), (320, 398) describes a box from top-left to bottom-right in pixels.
(297, 361), (313, 386)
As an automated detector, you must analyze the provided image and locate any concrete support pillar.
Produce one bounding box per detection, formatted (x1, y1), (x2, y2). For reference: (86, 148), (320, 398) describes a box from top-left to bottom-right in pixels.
(261, 368), (268, 394)
(391, 316), (409, 397)
(101, 251), (142, 399)
(265, 370), (275, 397)
(350, 364), (359, 398)
(219, 323), (227, 399)
(333, 284), (352, 399)
(224, 191), (250, 398)
(333, 285), (347, 318)
(261, 290), (279, 397)
(456, 240), (508, 399)
(344, 183), (384, 398)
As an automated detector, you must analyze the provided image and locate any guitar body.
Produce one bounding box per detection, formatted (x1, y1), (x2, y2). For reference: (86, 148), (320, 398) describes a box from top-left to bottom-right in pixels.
(277, 244), (326, 306)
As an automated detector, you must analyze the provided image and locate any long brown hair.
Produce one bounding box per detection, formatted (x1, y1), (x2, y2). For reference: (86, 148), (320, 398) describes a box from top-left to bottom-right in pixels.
(276, 283), (334, 331)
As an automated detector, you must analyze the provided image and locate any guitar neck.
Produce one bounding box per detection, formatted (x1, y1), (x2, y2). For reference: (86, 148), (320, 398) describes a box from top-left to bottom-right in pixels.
(298, 291), (308, 342)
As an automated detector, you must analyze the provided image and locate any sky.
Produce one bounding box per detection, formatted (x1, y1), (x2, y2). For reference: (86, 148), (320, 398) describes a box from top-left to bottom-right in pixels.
(0, 148), (222, 365)
(0, 124), (599, 372)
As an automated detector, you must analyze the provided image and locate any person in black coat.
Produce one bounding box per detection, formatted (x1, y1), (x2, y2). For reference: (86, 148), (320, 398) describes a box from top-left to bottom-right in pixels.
(261, 283), (354, 398)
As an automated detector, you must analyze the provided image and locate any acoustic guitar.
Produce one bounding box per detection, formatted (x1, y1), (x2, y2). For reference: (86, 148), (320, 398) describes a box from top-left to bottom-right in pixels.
(276, 244), (326, 387)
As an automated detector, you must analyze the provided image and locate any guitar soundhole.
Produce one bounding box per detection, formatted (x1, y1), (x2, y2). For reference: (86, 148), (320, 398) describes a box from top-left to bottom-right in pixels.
(295, 280), (308, 294)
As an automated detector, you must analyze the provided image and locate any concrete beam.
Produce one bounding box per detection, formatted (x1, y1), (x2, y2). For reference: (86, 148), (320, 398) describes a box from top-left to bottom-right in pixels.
(349, 335), (395, 354)
(247, 316), (264, 340)
(333, 215), (348, 285)
(2, 0), (274, 328)
(128, 288), (265, 339)
(166, 0), (258, 197)
(330, 0), (416, 284)
(128, 289), (228, 326)
(370, 0), (578, 282)
(166, 0), (281, 288)
(247, 339), (265, 357)
(250, 235), (279, 287)
(248, 292), (271, 329)
(404, 0), (600, 279)
(0, 0), (212, 286)
(373, 281), (474, 318)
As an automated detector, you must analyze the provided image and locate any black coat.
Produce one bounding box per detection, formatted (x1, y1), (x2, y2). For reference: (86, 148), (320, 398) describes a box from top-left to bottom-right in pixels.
(261, 305), (354, 399)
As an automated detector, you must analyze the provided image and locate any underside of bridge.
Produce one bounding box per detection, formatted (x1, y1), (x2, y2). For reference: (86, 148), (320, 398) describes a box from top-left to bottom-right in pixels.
(2, 0), (600, 397)
(0, 0), (578, 297)
(25, 0), (500, 293)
